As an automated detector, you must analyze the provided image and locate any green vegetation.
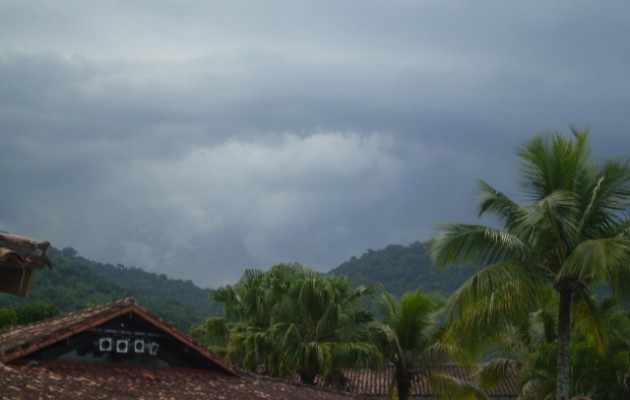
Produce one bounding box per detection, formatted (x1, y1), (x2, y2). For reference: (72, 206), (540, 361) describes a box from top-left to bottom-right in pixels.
(193, 265), (502, 399)
(0, 302), (60, 331)
(0, 248), (214, 330)
(431, 128), (630, 400)
(87, 261), (215, 313)
(3, 127), (629, 400)
(192, 263), (380, 386)
(329, 241), (475, 297)
(370, 289), (444, 400)
(0, 308), (17, 331)
(518, 299), (630, 399)
(6, 239), (468, 334)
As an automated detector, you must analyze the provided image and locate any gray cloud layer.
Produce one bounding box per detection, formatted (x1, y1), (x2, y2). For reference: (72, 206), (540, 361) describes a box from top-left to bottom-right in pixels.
(2, 1), (630, 286)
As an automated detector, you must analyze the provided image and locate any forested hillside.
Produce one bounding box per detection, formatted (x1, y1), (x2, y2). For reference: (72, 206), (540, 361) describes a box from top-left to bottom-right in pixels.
(0, 240), (474, 331)
(0, 248), (216, 330)
(61, 248), (214, 312)
(328, 241), (474, 296)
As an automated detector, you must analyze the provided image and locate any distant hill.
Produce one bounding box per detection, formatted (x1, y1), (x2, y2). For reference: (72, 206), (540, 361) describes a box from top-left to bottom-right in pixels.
(78, 253), (213, 312)
(0, 247), (218, 330)
(328, 241), (474, 297)
(0, 240), (475, 330)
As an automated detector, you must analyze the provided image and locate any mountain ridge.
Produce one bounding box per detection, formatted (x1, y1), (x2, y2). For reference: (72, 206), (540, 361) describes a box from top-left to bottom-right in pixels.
(1, 240), (472, 330)
(0, 247), (218, 330)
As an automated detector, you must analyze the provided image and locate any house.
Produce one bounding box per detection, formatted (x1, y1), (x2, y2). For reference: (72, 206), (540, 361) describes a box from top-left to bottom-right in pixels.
(342, 364), (520, 399)
(0, 233), (52, 297)
(0, 298), (363, 399)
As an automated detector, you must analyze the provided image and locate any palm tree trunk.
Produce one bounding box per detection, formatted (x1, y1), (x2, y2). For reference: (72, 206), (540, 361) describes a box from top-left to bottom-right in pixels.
(300, 370), (317, 386)
(393, 360), (413, 400)
(396, 375), (411, 400)
(556, 286), (572, 400)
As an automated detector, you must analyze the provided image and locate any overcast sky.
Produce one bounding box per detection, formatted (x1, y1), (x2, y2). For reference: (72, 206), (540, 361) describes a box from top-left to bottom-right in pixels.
(2, 1), (629, 288)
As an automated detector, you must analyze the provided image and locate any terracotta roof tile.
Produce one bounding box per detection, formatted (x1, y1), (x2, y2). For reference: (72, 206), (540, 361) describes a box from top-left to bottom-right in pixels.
(0, 299), (363, 399)
(0, 298), (237, 376)
(342, 363), (519, 398)
(0, 298), (518, 399)
(0, 362), (364, 399)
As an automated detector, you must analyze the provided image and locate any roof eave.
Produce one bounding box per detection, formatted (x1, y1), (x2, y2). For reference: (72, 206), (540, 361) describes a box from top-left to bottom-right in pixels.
(0, 299), (240, 377)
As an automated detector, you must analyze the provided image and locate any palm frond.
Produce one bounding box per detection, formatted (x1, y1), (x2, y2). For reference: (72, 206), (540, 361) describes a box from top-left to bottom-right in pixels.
(417, 340), (459, 367)
(474, 358), (518, 392)
(605, 217), (630, 238)
(374, 289), (445, 375)
(520, 378), (556, 400)
(518, 128), (592, 202)
(331, 340), (381, 367)
(369, 320), (400, 361)
(228, 322), (272, 370)
(516, 190), (580, 258)
(596, 156), (630, 211)
(432, 129), (630, 399)
(447, 260), (539, 321)
(527, 294), (558, 346)
(431, 224), (526, 269)
(444, 261), (543, 357)
(428, 371), (491, 400)
(396, 291), (441, 351)
(571, 289), (608, 353)
(576, 157), (630, 240)
(476, 179), (527, 231)
(501, 330), (532, 358)
(558, 237), (630, 285)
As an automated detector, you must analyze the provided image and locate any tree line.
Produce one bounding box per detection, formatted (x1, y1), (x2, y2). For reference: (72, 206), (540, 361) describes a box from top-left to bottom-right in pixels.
(193, 128), (630, 400)
(328, 241), (476, 297)
(0, 248), (215, 330)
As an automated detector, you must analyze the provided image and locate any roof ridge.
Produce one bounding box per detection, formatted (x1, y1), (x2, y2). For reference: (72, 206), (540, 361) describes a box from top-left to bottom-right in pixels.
(0, 298), (142, 362)
(0, 297), (240, 378)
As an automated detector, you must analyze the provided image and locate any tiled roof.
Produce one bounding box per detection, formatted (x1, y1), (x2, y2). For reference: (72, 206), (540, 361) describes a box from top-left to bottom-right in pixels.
(0, 298), (238, 376)
(0, 233), (51, 297)
(0, 299), (363, 400)
(0, 361), (364, 400)
(342, 364), (519, 398)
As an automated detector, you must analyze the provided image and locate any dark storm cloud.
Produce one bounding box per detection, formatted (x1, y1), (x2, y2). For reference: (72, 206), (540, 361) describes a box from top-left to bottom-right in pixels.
(1, 1), (630, 287)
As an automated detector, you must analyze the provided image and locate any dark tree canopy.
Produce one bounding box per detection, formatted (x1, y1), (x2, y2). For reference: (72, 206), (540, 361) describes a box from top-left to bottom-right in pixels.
(431, 128), (630, 400)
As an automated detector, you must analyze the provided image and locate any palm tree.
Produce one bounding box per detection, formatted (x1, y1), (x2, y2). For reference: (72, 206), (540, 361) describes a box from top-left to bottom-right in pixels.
(268, 267), (378, 385)
(370, 289), (443, 400)
(207, 268), (274, 368)
(472, 288), (566, 398)
(196, 263), (380, 385)
(371, 288), (494, 400)
(430, 128), (630, 400)
(517, 297), (630, 399)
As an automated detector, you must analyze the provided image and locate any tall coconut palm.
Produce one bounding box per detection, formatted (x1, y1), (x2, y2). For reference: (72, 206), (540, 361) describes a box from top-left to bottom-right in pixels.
(430, 128), (630, 400)
(518, 298), (630, 400)
(371, 288), (496, 400)
(371, 289), (445, 400)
